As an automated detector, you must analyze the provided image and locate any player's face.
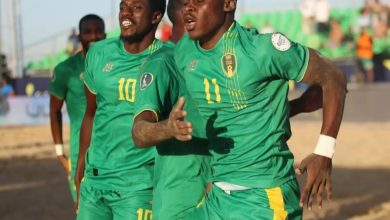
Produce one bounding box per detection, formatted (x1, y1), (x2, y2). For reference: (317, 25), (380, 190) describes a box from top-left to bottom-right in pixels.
(182, 0), (226, 42)
(79, 19), (106, 52)
(119, 0), (160, 40)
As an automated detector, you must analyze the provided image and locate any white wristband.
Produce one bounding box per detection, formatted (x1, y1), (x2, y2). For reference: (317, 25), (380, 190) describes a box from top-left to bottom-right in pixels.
(313, 135), (336, 158)
(55, 144), (64, 156)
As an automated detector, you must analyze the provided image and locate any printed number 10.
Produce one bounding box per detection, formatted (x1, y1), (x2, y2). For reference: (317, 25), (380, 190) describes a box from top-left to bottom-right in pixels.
(118, 78), (136, 102)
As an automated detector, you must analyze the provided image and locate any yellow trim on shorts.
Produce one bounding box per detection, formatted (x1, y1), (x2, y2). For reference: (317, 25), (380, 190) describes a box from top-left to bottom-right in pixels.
(265, 187), (288, 220)
(68, 158), (71, 172)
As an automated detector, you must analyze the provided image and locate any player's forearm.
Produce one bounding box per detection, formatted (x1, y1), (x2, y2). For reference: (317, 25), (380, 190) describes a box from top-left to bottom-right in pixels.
(50, 109), (63, 144)
(132, 119), (173, 147)
(301, 49), (347, 138)
(320, 71), (346, 138)
(79, 114), (93, 159)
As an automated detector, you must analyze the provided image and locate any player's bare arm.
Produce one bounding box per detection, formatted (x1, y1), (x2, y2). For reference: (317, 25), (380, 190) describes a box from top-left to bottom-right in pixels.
(74, 85), (96, 209)
(133, 97), (193, 147)
(49, 95), (69, 175)
(289, 85), (322, 117)
(297, 48), (347, 210)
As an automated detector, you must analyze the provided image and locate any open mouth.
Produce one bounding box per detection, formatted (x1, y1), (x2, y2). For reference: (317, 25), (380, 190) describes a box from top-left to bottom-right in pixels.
(184, 17), (196, 31)
(121, 19), (133, 29)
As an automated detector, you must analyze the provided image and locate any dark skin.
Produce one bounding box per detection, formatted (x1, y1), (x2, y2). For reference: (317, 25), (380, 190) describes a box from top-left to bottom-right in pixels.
(74, 0), (163, 211)
(49, 18), (105, 208)
(179, 0), (346, 210)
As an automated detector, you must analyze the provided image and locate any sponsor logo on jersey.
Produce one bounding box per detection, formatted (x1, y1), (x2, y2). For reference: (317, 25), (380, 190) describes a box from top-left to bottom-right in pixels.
(187, 59), (198, 72)
(103, 62), (114, 72)
(271, 33), (291, 51)
(221, 53), (237, 78)
(79, 72), (84, 80)
(140, 72), (153, 90)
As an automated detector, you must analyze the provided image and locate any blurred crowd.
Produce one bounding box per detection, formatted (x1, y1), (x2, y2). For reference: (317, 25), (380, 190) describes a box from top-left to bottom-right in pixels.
(300, 0), (390, 83)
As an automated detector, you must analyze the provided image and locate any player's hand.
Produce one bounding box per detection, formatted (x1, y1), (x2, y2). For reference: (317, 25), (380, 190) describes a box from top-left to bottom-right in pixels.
(57, 155), (70, 176)
(168, 97), (193, 141)
(299, 85), (323, 113)
(295, 153), (332, 210)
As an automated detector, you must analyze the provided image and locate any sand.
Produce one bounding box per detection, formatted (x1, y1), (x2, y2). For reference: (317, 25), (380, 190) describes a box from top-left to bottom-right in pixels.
(0, 121), (389, 220)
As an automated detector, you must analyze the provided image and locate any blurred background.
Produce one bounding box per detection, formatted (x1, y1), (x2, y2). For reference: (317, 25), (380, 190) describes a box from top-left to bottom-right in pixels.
(0, 0), (389, 220)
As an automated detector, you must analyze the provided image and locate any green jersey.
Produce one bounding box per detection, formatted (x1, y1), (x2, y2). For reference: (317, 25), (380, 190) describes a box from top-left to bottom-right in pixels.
(83, 38), (162, 191)
(174, 22), (309, 188)
(134, 42), (210, 220)
(49, 52), (86, 172)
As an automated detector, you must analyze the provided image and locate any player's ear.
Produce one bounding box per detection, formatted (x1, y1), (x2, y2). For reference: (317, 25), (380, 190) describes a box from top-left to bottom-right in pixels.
(224, 0), (237, 13)
(152, 11), (163, 25)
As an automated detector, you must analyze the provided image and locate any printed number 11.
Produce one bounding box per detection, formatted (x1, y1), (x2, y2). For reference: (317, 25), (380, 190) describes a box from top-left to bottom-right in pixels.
(204, 78), (221, 104)
(137, 208), (152, 220)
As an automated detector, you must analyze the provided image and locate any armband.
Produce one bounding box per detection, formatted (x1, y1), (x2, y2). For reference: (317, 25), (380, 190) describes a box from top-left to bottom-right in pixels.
(313, 135), (336, 158)
(55, 144), (64, 156)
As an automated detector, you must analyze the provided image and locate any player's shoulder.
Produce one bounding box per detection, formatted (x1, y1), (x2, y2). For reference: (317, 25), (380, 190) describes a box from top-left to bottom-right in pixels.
(144, 41), (175, 65)
(88, 37), (120, 55)
(54, 52), (81, 73)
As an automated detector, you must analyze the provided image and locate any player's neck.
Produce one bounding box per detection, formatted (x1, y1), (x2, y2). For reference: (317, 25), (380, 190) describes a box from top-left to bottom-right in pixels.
(122, 30), (156, 54)
(199, 19), (234, 50)
(170, 23), (184, 43)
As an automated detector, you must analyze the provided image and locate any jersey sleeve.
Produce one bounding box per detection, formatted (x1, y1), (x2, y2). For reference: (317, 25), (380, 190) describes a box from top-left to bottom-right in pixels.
(83, 47), (97, 94)
(49, 64), (68, 100)
(134, 55), (175, 121)
(255, 33), (309, 82)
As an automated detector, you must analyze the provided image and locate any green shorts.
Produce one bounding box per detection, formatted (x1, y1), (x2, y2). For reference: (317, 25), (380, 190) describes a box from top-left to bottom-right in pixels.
(188, 179), (302, 220)
(77, 182), (153, 220)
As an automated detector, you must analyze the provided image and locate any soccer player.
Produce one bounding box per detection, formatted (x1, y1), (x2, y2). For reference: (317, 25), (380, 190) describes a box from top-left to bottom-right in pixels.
(74, 0), (166, 219)
(49, 14), (106, 207)
(132, 1), (324, 220)
(172, 0), (346, 219)
(132, 1), (211, 220)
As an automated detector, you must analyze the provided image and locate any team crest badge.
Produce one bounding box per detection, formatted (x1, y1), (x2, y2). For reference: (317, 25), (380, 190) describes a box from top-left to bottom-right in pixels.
(103, 62), (114, 72)
(187, 59), (198, 72)
(140, 72), (153, 90)
(271, 33), (291, 51)
(221, 53), (237, 78)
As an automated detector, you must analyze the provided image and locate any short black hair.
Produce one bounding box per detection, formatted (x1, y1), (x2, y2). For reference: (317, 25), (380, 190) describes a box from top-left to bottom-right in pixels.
(150, 0), (167, 17)
(79, 14), (105, 34)
(167, 0), (182, 23)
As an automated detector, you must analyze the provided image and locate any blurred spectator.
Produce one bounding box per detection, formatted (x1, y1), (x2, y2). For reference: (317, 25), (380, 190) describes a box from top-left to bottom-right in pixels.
(342, 27), (356, 50)
(358, 7), (372, 31)
(371, 0), (387, 23)
(0, 76), (14, 98)
(315, 0), (330, 34)
(259, 21), (274, 34)
(356, 28), (374, 82)
(300, 0), (316, 34)
(328, 19), (344, 49)
(66, 28), (80, 56)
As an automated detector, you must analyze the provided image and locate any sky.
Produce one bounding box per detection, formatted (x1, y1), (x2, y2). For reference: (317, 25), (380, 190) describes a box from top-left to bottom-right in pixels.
(0, 0), (366, 64)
